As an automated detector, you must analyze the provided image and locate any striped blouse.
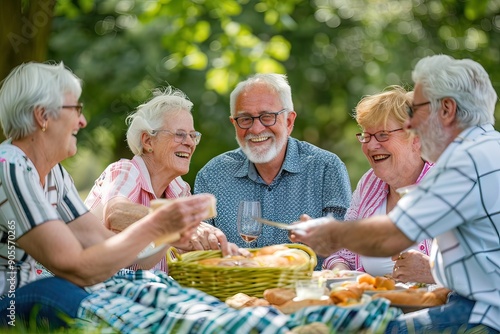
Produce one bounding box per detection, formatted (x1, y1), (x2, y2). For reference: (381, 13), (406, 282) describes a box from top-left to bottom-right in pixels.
(322, 161), (433, 272)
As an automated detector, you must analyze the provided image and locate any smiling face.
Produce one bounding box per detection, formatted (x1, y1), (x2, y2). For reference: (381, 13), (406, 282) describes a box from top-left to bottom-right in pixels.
(49, 93), (87, 162)
(406, 83), (453, 163)
(149, 109), (196, 177)
(231, 83), (295, 164)
(361, 118), (422, 187)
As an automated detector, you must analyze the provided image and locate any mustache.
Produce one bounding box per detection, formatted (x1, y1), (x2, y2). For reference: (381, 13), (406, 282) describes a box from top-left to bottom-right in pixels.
(245, 132), (274, 141)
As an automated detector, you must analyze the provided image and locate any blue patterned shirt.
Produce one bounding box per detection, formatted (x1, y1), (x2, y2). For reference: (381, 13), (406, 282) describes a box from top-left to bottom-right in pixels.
(194, 137), (351, 266)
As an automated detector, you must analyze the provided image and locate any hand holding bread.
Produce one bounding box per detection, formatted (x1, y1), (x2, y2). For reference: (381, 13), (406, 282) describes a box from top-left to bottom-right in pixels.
(150, 194), (217, 245)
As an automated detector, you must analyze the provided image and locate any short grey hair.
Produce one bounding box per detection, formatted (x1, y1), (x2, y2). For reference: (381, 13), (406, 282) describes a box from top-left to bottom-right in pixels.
(0, 62), (82, 140)
(126, 86), (193, 155)
(412, 55), (497, 128)
(229, 73), (294, 116)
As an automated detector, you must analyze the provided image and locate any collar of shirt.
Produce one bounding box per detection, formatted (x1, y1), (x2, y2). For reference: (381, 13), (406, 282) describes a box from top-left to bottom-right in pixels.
(131, 155), (189, 198)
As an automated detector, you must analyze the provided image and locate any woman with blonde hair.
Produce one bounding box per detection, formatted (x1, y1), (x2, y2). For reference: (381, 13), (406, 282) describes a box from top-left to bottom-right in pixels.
(323, 86), (434, 283)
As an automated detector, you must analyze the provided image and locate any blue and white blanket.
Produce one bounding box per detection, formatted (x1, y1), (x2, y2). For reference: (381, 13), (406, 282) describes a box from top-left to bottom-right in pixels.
(77, 270), (400, 333)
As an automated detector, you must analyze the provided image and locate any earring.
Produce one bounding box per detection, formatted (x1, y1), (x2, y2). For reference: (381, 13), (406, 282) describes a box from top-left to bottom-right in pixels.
(148, 148), (153, 153)
(41, 122), (47, 132)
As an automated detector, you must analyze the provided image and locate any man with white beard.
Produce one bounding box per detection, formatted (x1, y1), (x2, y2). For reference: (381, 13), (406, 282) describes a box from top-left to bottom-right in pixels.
(291, 55), (500, 333)
(194, 74), (351, 267)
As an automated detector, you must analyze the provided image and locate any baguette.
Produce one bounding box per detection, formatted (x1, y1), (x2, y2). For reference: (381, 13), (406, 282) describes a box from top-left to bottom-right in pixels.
(372, 287), (451, 306)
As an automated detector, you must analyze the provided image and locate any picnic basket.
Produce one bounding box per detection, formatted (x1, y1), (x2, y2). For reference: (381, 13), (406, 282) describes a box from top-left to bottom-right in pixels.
(167, 243), (316, 300)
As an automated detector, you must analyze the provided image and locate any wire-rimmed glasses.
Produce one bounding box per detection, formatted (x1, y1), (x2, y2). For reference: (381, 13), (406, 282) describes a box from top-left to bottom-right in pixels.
(61, 104), (84, 116)
(356, 128), (403, 143)
(233, 109), (287, 129)
(154, 129), (202, 145)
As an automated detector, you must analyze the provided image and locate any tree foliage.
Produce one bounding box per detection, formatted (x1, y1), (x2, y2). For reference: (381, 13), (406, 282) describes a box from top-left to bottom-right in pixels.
(2, 0), (500, 194)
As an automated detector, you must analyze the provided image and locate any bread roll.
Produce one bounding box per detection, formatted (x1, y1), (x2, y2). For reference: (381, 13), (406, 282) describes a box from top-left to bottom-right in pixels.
(329, 286), (363, 305)
(263, 288), (297, 305)
(374, 276), (396, 290)
(225, 293), (270, 309)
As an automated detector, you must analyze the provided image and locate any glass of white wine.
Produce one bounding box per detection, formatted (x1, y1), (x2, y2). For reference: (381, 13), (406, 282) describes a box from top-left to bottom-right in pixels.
(237, 201), (262, 245)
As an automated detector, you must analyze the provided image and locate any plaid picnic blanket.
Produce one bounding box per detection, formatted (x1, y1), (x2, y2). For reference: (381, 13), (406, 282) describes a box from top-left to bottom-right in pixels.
(77, 270), (400, 333)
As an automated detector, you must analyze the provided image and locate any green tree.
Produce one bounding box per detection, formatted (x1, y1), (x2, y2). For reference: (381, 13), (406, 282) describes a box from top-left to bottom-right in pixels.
(2, 0), (500, 195)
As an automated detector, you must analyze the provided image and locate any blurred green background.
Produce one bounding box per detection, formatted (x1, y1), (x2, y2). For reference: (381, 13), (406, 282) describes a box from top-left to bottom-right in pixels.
(2, 0), (500, 198)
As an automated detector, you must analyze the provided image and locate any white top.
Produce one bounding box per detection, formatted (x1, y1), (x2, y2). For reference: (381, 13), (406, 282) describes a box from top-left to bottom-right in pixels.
(360, 198), (421, 276)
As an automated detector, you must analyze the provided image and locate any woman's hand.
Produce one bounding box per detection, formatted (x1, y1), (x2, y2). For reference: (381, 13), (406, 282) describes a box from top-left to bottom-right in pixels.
(150, 194), (214, 239)
(391, 249), (435, 284)
(173, 222), (249, 257)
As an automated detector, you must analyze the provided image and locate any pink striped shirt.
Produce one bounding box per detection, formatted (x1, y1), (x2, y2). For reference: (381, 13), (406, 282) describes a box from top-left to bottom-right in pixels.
(85, 155), (191, 272)
(322, 161), (433, 271)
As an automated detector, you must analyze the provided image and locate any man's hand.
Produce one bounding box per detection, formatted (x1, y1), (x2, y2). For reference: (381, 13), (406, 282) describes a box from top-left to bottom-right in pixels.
(289, 214), (340, 257)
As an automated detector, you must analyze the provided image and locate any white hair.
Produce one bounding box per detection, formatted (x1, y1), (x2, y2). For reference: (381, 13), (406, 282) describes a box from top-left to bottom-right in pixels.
(412, 55), (497, 128)
(0, 62), (82, 139)
(126, 86), (193, 155)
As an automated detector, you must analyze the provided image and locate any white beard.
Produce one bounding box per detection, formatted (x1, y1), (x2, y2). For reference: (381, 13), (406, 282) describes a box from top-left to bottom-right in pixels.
(419, 111), (453, 163)
(237, 132), (288, 164)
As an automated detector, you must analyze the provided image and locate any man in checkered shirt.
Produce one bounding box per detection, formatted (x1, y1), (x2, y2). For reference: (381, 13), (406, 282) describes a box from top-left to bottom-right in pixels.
(292, 54), (500, 333)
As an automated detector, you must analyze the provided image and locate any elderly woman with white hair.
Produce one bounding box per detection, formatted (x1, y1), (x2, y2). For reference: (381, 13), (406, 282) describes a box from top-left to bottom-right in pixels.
(85, 88), (241, 273)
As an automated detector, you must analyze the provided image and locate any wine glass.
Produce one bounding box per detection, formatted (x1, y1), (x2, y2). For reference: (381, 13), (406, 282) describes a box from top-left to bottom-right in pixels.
(237, 201), (262, 245)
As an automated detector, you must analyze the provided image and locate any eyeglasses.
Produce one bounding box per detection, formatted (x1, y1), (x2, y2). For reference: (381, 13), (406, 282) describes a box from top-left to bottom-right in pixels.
(356, 128), (404, 143)
(232, 109), (287, 129)
(406, 101), (430, 118)
(61, 104), (84, 116)
(154, 129), (202, 145)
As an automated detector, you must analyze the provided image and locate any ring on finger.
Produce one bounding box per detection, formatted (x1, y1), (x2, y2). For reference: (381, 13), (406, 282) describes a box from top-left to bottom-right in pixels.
(398, 253), (403, 260)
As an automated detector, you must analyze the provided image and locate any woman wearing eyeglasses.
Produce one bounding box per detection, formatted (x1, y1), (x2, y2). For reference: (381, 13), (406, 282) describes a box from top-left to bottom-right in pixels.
(85, 87), (241, 273)
(323, 85), (435, 284)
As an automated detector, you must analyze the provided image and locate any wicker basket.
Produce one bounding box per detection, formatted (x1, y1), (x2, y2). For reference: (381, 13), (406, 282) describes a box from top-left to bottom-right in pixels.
(167, 244), (316, 300)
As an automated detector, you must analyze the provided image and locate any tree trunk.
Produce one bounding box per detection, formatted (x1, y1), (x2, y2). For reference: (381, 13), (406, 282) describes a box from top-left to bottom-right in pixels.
(0, 0), (55, 139)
